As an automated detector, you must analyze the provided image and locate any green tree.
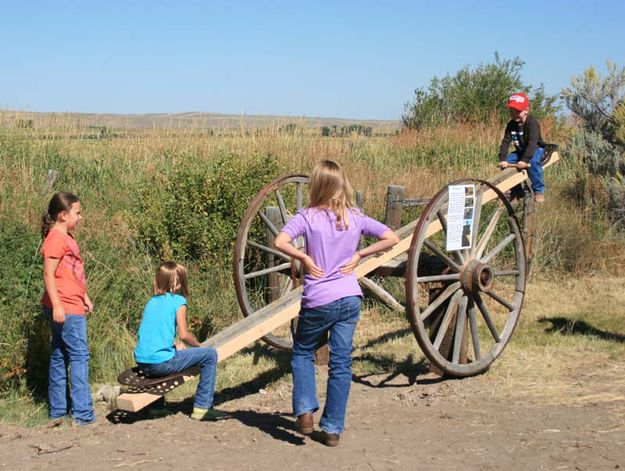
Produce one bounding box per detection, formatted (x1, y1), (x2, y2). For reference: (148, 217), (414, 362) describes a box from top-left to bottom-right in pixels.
(402, 54), (558, 129)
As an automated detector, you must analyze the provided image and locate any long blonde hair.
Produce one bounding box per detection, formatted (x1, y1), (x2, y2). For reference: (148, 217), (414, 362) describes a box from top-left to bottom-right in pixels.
(309, 160), (355, 230)
(153, 261), (190, 297)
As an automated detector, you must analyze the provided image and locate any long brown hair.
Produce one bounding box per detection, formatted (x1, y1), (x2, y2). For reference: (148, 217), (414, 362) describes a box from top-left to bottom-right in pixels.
(308, 160), (355, 230)
(153, 261), (190, 297)
(41, 192), (80, 239)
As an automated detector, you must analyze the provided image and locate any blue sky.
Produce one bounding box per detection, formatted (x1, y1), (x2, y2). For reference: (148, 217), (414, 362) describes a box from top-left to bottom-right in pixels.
(1, 0), (623, 120)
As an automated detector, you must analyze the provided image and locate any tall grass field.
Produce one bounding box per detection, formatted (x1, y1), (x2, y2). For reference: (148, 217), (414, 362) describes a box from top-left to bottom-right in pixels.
(1, 111), (623, 425)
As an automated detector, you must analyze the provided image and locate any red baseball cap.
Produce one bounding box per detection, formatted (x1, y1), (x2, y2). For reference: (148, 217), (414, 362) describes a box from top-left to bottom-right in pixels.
(507, 93), (529, 111)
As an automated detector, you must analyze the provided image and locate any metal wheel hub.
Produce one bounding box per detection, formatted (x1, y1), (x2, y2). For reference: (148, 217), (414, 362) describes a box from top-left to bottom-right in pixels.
(460, 260), (494, 294)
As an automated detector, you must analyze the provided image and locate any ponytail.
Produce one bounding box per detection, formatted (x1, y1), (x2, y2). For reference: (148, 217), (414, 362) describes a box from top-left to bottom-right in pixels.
(41, 192), (80, 239)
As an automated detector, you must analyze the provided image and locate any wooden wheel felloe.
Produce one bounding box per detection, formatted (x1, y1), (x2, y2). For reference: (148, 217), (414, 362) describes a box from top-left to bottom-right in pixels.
(405, 179), (527, 377)
(233, 174), (309, 351)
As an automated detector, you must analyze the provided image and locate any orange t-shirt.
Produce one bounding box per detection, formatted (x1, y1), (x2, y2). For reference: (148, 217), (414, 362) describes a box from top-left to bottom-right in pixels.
(41, 228), (87, 314)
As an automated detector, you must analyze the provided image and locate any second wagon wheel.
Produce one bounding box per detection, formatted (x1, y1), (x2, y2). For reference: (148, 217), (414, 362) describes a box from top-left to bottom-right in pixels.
(234, 174), (309, 350)
(405, 179), (527, 377)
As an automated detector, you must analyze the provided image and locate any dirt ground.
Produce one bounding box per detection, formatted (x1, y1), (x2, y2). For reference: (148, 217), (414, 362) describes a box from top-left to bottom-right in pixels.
(1, 365), (624, 471)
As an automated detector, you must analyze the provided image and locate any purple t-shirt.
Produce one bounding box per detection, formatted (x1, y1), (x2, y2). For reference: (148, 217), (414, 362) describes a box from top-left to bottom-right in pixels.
(281, 207), (390, 309)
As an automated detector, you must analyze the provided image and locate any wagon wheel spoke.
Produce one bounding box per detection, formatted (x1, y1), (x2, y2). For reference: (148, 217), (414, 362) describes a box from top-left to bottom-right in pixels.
(474, 207), (504, 260)
(419, 282), (461, 321)
(473, 293), (501, 343)
(467, 302), (481, 361)
(415, 273), (461, 283)
(243, 262), (292, 280)
(423, 239), (461, 272)
(433, 290), (463, 350)
(296, 183), (304, 210)
(259, 211), (280, 237)
(281, 277), (294, 297)
(275, 190), (290, 225)
(451, 295), (468, 364)
(493, 269), (520, 277)
(470, 189), (484, 251)
(437, 209), (464, 264)
(481, 233), (516, 264)
(246, 240), (291, 262)
(484, 289), (515, 312)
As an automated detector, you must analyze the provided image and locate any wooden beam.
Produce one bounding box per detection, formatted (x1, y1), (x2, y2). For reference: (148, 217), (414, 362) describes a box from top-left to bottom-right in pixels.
(117, 154), (560, 412)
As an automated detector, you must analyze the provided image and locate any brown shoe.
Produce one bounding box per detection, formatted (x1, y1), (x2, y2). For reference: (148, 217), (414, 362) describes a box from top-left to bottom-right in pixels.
(534, 193), (545, 203)
(296, 412), (313, 434)
(321, 431), (340, 447)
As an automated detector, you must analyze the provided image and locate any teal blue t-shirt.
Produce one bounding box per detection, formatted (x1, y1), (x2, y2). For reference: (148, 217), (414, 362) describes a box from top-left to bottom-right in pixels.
(134, 293), (187, 364)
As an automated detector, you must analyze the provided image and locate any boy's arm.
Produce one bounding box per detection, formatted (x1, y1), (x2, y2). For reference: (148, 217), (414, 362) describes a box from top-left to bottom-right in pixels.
(175, 305), (202, 347)
(520, 118), (541, 162)
(498, 122), (513, 161)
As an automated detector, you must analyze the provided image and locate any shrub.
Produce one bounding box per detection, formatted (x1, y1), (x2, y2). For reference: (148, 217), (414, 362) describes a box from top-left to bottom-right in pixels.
(136, 151), (281, 264)
(561, 62), (625, 143)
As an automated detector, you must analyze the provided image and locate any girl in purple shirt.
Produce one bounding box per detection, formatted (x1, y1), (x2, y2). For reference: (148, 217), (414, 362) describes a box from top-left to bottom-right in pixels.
(275, 160), (399, 446)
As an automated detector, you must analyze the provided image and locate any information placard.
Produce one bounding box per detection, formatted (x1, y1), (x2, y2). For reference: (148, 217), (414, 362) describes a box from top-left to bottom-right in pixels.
(446, 184), (475, 251)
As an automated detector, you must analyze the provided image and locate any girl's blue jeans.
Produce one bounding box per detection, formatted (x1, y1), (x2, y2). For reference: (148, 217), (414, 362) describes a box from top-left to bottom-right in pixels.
(291, 295), (361, 435)
(137, 346), (218, 409)
(506, 147), (545, 194)
(44, 307), (95, 425)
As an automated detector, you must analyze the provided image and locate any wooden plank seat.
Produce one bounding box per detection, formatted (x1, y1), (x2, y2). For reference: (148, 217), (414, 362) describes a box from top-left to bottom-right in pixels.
(117, 365), (200, 395)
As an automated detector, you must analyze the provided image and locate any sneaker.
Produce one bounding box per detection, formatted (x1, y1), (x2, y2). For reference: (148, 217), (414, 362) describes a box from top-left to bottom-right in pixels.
(191, 407), (230, 421)
(321, 430), (340, 447)
(534, 193), (545, 203)
(295, 412), (314, 434)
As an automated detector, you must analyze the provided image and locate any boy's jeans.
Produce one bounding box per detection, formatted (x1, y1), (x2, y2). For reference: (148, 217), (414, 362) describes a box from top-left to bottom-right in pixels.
(506, 147), (545, 194)
(44, 307), (95, 424)
(291, 296), (361, 435)
(138, 347), (218, 409)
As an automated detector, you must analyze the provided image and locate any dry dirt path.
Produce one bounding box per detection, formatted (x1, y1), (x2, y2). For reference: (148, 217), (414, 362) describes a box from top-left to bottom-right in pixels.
(1, 368), (624, 471)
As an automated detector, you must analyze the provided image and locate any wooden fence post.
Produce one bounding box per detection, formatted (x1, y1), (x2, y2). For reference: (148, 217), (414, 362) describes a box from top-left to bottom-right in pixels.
(384, 185), (405, 230)
(41, 169), (59, 195)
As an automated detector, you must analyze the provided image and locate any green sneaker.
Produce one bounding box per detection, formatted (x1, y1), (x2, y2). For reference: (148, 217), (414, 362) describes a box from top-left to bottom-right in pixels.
(191, 407), (230, 421)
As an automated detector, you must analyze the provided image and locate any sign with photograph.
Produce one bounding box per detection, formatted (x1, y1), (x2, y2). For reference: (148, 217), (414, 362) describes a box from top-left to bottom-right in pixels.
(446, 184), (476, 251)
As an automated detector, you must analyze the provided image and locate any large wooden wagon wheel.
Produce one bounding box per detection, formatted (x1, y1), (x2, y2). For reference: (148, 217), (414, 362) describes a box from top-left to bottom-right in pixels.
(234, 174), (309, 350)
(405, 179), (527, 377)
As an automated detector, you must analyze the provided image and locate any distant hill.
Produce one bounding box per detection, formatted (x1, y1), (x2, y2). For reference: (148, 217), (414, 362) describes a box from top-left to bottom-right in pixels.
(0, 110), (400, 132)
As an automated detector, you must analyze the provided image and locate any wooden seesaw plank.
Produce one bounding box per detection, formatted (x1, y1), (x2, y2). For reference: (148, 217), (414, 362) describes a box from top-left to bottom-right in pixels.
(117, 153), (559, 412)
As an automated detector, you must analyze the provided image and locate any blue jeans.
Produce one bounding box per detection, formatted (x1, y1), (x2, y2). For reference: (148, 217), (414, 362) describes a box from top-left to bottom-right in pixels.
(291, 296), (361, 435)
(138, 347), (218, 409)
(506, 147), (545, 194)
(44, 307), (95, 424)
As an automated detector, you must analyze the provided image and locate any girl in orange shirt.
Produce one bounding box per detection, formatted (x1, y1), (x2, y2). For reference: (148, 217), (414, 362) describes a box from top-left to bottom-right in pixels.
(41, 192), (95, 425)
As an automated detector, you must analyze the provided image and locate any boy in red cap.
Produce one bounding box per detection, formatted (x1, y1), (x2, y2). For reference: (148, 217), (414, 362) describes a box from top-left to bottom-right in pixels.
(498, 93), (546, 202)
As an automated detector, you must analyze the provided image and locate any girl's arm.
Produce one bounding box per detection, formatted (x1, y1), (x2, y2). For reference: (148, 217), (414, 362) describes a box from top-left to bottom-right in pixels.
(84, 293), (94, 313)
(275, 232), (325, 278)
(175, 305), (202, 347)
(340, 229), (400, 275)
(43, 257), (65, 323)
